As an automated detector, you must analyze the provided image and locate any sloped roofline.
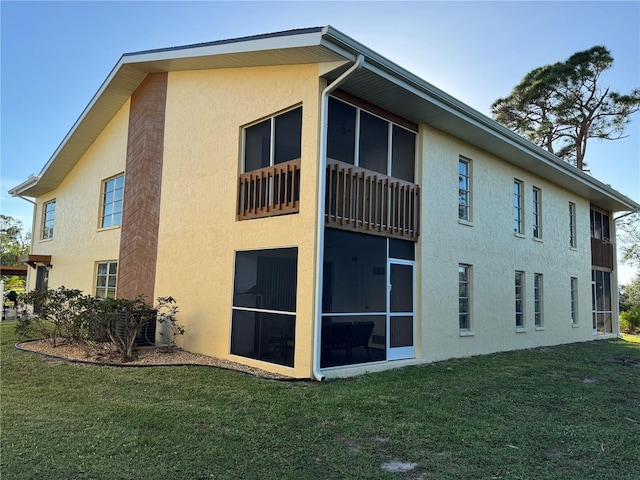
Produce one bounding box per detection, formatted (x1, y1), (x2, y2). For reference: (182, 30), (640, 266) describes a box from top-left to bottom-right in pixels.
(9, 26), (639, 213)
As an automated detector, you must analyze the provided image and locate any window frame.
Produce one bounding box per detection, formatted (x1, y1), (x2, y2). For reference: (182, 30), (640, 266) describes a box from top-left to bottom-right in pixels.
(515, 270), (525, 329)
(570, 276), (578, 326)
(592, 269), (613, 335)
(41, 199), (56, 240)
(532, 186), (542, 239)
(95, 261), (118, 299)
(230, 247), (298, 367)
(458, 157), (472, 222)
(534, 273), (543, 328)
(327, 96), (417, 182)
(569, 202), (577, 248)
(590, 207), (610, 242)
(514, 179), (524, 235)
(242, 105), (303, 173)
(100, 173), (124, 229)
(458, 264), (472, 332)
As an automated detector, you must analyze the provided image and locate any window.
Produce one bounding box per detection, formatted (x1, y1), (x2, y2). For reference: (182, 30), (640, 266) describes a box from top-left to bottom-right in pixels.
(569, 202), (577, 248)
(592, 270), (612, 335)
(96, 261), (118, 298)
(459, 264), (472, 331)
(231, 248), (297, 367)
(458, 158), (471, 221)
(570, 277), (578, 325)
(244, 107), (302, 172)
(532, 187), (542, 239)
(515, 270), (525, 328)
(101, 174), (124, 228)
(327, 96), (416, 182)
(534, 273), (543, 327)
(42, 200), (56, 240)
(514, 180), (523, 234)
(590, 208), (610, 242)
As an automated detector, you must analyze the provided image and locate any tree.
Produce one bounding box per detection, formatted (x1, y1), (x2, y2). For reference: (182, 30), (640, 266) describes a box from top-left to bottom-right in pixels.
(619, 273), (640, 312)
(0, 215), (31, 266)
(492, 46), (640, 170)
(617, 212), (640, 268)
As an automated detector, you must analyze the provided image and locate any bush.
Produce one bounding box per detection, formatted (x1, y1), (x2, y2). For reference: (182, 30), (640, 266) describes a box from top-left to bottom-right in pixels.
(16, 287), (91, 346)
(16, 287), (185, 362)
(156, 296), (184, 351)
(620, 307), (640, 334)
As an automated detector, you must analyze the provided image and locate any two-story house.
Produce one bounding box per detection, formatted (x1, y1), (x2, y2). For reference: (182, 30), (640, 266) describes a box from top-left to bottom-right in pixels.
(10, 27), (639, 379)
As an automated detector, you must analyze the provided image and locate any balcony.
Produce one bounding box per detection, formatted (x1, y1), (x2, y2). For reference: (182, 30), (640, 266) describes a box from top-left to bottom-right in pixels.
(325, 159), (420, 241)
(591, 237), (614, 270)
(237, 159), (301, 220)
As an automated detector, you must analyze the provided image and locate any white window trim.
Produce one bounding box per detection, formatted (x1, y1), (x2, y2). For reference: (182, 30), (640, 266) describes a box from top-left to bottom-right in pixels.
(458, 157), (472, 224)
(99, 173), (124, 230)
(459, 263), (473, 334)
(534, 273), (543, 328)
(569, 202), (577, 249)
(95, 261), (118, 299)
(41, 199), (56, 241)
(532, 186), (542, 240)
(515, 270), (525, 329)
(514, 179), (524, 236)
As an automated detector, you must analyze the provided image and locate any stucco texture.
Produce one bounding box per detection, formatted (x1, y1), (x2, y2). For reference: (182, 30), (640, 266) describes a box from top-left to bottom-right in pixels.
(417, 124), (594, 363)
(156, 64), (323, 378)
(29, 101), (130, 294)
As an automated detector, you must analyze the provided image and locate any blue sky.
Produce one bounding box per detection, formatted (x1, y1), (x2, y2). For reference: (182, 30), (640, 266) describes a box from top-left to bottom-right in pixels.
(1, 1), (639, 279)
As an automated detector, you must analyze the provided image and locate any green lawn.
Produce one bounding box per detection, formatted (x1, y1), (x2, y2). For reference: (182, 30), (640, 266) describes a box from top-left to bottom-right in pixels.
(2, 322), (639, 480)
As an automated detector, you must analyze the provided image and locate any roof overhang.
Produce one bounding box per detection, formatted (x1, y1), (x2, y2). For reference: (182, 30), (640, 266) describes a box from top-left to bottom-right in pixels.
(9, 26), (639, 214)
(1, 265), (28, 277)
(17, 255), (52, 269)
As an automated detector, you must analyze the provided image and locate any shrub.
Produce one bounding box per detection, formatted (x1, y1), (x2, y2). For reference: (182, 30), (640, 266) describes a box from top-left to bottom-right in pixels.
(98, 296), (157, 362)
(16, 287), (91, 346)
(16, 287), (185, 363)
(620, 307), (640, 334)
(156, 296), (185, 351)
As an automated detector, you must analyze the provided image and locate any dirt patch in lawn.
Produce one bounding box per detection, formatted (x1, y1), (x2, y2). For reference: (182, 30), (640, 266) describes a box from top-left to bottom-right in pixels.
(16, 339), (290, 380)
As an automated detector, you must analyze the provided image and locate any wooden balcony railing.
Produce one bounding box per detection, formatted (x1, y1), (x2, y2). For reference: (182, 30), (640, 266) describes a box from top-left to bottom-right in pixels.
(591, 237), (614, 270)
(325, 159), (420, 240)
(238, 159), (301, 220)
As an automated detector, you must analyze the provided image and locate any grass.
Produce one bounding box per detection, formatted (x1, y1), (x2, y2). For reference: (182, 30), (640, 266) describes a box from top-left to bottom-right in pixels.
(620, 333), (640, 343)
(2, 322), (639, 480)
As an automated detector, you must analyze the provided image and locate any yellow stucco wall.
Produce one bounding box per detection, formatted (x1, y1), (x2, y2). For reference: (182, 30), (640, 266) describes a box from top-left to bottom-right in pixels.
(28, 101), (130, 294)
(418, 124), (594, 363)
(324, 124), (596, 379)
(156, 65), (323, 378)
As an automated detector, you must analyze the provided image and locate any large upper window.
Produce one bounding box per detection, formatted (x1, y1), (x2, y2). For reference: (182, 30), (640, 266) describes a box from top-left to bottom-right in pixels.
(458, 158), (471, 221)
(101, 174), (124, 228)
(459, 264), (472, 331)
(244, 107), (302, 172)
(327, 96), (416, 182)
(42, 199), (56, 240)
(569, 202), (577, 248)
(96, 261), (117, 299)
(515, 270), (525, 328)
(514, 180), (524, 235)
(532, 187), (542, 239)
(230, 248), (297, 367)
(590, 208), (610, 242)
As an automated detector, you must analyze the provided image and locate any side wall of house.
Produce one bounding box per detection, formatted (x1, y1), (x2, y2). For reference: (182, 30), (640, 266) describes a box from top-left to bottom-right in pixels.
(418, 124), (594, 363)
(156, 64), (322, 378)
(27, 102), (130, 294)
